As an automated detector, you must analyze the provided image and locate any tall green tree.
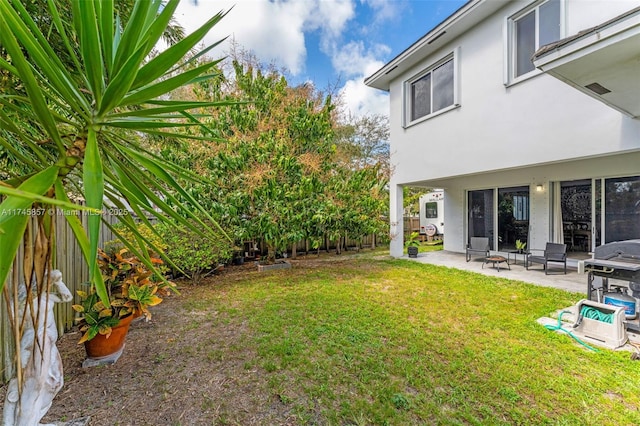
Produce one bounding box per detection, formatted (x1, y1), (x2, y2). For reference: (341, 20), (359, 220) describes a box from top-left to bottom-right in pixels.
(205, 61), (336, 261)
(335, 113), (390, 176)
(151, 53), (388, 260)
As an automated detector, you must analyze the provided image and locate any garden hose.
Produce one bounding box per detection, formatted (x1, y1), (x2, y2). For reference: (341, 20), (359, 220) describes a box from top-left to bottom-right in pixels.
(544, 310), (599, 352)
(579, 306), (614, 324)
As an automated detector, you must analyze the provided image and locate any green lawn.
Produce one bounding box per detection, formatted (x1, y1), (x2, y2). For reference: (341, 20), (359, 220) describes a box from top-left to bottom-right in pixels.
(185, 251), (640, 425)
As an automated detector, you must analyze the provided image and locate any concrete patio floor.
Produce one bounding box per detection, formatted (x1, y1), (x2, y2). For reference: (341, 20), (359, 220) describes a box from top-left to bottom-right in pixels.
(408, 250), (588, 295)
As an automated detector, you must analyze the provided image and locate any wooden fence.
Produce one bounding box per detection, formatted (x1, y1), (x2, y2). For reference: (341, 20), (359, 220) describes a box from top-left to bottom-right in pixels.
(0, 210), (119, 382)
(0, 211), (383, 381)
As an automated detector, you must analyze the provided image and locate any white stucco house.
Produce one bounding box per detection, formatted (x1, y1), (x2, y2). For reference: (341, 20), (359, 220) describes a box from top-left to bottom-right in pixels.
(365, 0), (640, 261)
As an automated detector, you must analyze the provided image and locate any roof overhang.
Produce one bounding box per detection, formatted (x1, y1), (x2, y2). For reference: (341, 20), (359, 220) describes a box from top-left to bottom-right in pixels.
(364, 0), (506, 91)
(533, 7), (640, 119)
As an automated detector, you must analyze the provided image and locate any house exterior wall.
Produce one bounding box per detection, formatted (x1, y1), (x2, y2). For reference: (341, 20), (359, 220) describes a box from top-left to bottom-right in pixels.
(384, 0), (640, 257)
(443, 152), (640, 253)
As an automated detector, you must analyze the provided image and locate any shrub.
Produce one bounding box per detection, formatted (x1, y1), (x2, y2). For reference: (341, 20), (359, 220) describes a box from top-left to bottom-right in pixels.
(107, 222), (168, 258)
(157, 221), (233, 285)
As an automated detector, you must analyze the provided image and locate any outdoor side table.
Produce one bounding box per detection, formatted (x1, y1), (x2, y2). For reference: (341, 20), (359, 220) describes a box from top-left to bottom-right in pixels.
(507, 250), (528, 266)
(483, 255), (510, 272)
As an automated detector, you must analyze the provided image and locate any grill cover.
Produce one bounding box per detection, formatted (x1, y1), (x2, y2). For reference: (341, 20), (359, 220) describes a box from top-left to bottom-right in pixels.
(585, 240), (640, 278)
(592, 239), (640, 261)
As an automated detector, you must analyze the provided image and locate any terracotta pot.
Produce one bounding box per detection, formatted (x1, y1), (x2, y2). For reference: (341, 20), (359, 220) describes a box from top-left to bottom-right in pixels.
(84, 314), (134, 358)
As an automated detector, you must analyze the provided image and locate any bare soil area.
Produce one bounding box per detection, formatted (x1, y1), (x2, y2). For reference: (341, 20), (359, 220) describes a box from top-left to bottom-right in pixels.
(2, 252), (374, 426)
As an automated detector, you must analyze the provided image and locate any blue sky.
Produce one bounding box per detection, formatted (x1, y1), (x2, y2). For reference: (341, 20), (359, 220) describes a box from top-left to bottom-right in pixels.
(174, 0), (467, 117)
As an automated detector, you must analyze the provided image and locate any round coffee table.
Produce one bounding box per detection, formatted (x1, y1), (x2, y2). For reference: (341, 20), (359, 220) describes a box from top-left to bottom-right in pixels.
(483, 255), (510, 272)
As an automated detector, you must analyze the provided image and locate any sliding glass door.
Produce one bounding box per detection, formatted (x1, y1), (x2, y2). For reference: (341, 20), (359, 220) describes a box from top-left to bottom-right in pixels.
(498, 186), (530, 251)
(603, 176), (640, 243)
(468, 189), (494, 249)
(559, 179), (592, 253)
(557, 175), (640, 252)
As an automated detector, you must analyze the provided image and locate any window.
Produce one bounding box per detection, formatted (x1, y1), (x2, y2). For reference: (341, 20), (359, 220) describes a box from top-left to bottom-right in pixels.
(425, 202), (438, 219)
(406, 52), (457, 124)
(513, 195), (530, 221)
(508, 0), (561, 81)
(604, 176), (640, 243)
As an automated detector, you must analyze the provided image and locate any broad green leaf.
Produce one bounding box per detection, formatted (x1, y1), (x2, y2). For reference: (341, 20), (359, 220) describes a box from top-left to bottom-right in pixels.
(132, 10), (227, 89)
(136, 0), (179, 55)
(98, 42), (149, 116)
(130, 129), (225, 143)
(46, 0), (84, 76)
(9, 0), (88, 112)
(109, 136), (211, 184)
(0, 165), (59, 292)
(0, 2), (65, 154)
(0, 208), (29, 296)
(121, 60), (222, 106)
(74, 0), (104, 104)
(0, 182), (99, 216)
(170, 37), (227, 73)
(97, 0), (114, 74)
(106, 153), (200, 228)
(0, 55), (18, 75)
(111, 100), (236, 117)
(83, 129), (104, 302)
(108, 159), (151, 209)
(103, 120), (196, 129)
(111, 0), (153, 75)
(55, 179), (109, 306)
(0, 166), (59, 225)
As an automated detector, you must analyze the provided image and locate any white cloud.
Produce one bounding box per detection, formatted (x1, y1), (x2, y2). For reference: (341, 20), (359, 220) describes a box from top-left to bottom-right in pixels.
(173, 0), (354, 76)
(361, 0), (405, 24)
(331, 41), (390, 77)
(340, 77), (388, 118)
(171, 0), (391, 118)
(329, 41), (390, 117)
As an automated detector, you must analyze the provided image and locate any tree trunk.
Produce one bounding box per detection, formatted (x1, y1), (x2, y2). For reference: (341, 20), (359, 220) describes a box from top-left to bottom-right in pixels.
(267, 245), (276, 264)
(291, 243), (297, 259)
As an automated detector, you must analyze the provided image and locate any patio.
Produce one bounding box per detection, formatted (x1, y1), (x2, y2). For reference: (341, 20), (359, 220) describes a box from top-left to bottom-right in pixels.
(409, 250), (588, 295)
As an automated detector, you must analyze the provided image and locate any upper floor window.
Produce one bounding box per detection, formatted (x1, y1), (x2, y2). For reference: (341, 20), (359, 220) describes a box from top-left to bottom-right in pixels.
(508, 0), (562, 82)
(405, 51), (458, 126)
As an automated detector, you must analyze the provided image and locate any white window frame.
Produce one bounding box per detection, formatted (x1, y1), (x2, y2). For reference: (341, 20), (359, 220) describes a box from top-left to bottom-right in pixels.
(404, 48), (460, 128)
(504, 0), (565, 86)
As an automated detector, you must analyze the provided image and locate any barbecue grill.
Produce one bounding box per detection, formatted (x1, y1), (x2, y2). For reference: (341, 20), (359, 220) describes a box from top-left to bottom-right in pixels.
(585, 239), (640, 331)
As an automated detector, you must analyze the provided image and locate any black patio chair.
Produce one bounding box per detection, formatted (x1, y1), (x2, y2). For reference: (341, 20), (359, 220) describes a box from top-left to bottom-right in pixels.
(466, 237), (490, 262)
(526, 242), (567, 275)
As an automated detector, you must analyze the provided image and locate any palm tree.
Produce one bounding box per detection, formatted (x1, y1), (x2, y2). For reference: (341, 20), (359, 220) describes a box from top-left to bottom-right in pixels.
(0, 0), (229, 421)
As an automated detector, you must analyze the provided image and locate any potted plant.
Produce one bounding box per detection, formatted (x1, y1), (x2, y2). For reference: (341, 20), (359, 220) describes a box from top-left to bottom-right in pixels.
(232, 247), (245, 265)
(515, 239), (527, 253)
(73, 248), (174, 359)
(406, 231), (421, 258)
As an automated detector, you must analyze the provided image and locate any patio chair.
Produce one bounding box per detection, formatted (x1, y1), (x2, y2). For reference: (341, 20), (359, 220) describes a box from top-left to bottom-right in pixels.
(526, 243), (567, 275)
(466, 237), (490, 262)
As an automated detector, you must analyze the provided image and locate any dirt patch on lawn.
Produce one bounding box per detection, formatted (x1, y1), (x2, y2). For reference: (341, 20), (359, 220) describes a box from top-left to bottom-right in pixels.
(2, 251), (382, 425)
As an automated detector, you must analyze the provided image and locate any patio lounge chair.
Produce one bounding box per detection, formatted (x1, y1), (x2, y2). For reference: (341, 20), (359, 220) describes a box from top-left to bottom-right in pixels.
(466, 237), (490, 262)
(526, 243), (567, 274)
